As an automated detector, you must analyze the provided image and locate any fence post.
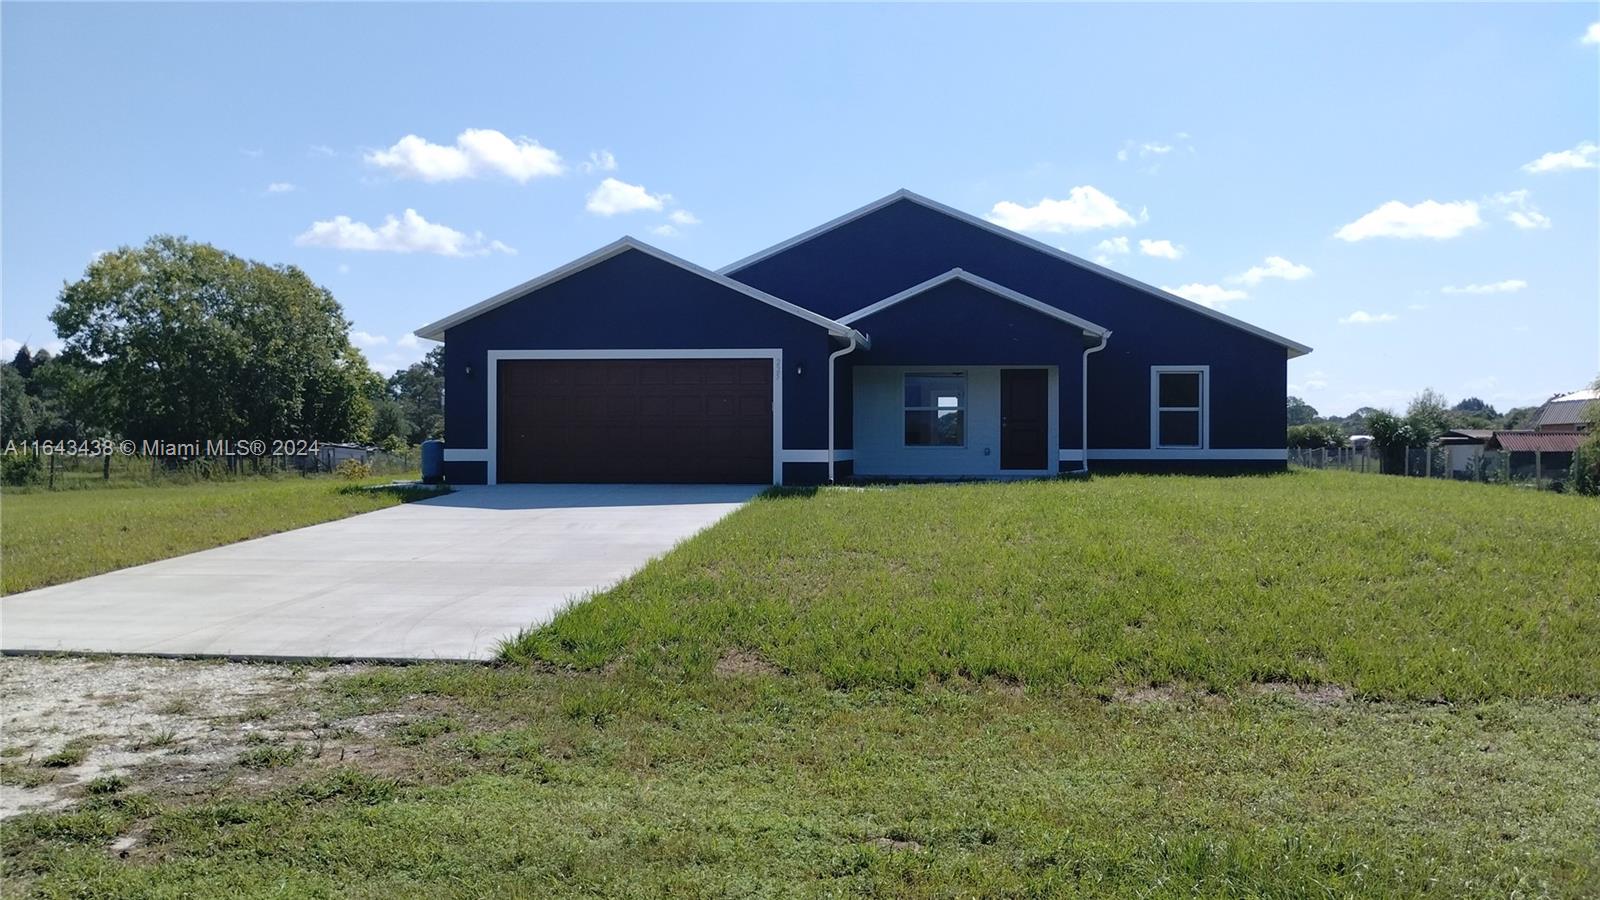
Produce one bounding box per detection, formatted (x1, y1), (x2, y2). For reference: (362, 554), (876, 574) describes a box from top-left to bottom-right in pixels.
(1535, 450), (1543, 491)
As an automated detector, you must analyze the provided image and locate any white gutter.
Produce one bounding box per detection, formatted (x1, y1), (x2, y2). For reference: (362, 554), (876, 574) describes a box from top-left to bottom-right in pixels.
(826, 332), (861, 483)
(1080, 331), (1111, 473)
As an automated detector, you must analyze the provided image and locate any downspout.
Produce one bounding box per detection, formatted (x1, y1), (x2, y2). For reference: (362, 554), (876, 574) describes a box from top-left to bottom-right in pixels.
(827, 331), (861, 484)
(1080, 330), (1111, 474)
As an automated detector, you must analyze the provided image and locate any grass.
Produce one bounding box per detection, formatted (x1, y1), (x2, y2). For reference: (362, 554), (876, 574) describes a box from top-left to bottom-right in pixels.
(504, 470), (1600, 700)
(3, 470), (1597, 896)
(3, 667), (1596, 897)
(0, 476), (441, 594)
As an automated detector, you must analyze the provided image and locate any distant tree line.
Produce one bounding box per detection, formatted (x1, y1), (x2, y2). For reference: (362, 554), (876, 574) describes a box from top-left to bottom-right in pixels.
(1287, 389), (1543, 453)
(1291, 382), (1600, 491)
(0, 235), (443, 457)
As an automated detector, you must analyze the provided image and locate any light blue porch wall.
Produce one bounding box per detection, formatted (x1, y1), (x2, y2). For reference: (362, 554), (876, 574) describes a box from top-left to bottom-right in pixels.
(852, 365), (1058, 478)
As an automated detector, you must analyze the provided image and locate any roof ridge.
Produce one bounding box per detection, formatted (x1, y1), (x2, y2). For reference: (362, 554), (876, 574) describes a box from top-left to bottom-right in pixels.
(719, 189), (1311, 358)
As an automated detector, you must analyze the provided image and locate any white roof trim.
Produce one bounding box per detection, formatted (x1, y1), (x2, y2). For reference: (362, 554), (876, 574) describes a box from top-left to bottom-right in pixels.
(839, 268), (1109, 336)
(719, 189), (1312, 358)
(415, 236), (867, 345)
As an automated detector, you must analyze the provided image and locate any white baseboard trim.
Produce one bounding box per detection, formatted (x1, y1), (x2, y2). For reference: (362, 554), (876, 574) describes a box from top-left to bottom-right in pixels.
(1059, 448), (1286, 462)
(781, 449), (855, 464)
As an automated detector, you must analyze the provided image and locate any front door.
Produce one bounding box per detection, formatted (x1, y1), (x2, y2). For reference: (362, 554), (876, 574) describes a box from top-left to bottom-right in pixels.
(1000, 368), (1049, 470)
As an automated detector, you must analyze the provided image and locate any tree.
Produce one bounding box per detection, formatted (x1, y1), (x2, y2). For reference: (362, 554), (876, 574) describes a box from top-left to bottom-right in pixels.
(10, 345), (34, 380)
(370, 399), (411, 449)
(1287, 422), (1347, 449)
(0, 364), (39, 444)
(1366, 409), (1424, 474)
(49, 236), (377, 444)
(1404, 388), (1451, 443)
(387, 346), (444, 443)
(1286, 396), (1318, 427)
(1573, 375), (1600, 496)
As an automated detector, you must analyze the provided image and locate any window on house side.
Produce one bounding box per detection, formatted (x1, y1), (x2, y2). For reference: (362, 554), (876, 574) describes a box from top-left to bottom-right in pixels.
(1154, 369), (1205, 449)
(904, 373), (965, 446)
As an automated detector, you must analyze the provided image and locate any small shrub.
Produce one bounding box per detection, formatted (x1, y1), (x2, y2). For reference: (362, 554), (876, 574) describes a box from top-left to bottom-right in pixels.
(334, 459), (371, 481)
(236, 744), (304, 769)
(2, 453), (43, 486)
(1572, 440), (1600, 497)
(40, 745), (88, 768)
(85, 775), (127, 795)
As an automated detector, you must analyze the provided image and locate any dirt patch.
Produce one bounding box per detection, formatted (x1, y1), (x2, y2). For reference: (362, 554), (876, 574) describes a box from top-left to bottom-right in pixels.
(713, 649), (781, 678)
(1251, 682), (1351, 707)
(0, 655), (377, 819)
(867, 836), (923, 852)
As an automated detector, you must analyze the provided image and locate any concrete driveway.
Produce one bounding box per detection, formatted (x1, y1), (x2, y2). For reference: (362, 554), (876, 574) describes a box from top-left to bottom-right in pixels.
(0, 484), (759, 662)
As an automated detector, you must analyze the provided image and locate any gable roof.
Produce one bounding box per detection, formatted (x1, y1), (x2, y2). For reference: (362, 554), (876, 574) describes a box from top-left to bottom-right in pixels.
(1531, 389), (1599, 430)
(840, 268), (1110, 337)
(415, 236), (868, 344)
(719, 189), (1311, 358)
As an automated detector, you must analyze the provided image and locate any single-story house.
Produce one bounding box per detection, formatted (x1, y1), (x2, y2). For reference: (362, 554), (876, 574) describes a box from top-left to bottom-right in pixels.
(1438, 428), (1492, 477)
(1528, 388), (1598, 433)
(415, 190), (1312, 485)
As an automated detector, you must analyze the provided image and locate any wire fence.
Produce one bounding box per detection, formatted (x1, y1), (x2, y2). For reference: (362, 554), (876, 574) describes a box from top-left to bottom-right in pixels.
(2, 446), (421, 492)
(1289, 446), (1574, 491)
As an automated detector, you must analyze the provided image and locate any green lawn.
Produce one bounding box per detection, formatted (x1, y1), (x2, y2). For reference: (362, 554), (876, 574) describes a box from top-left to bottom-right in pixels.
(508, 469), (1600, 700)
(0, 477), (434, 594)
(4, 471), (1598, 897)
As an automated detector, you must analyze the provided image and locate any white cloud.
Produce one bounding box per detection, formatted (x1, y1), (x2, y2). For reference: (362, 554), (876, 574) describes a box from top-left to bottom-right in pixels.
(366, 129), (564, 183)
(987, 186), (1137, 233)
(1094, 236), (1130, 256)
(581, 150), (618, 173)
(1586, 22), (1600, 45)
(397, 333), (420, 349)
(1162, 283), (1248, 309)
(309, 145), (336, 158)
(586, 178), (669, 216)
(1138, 238), (1184, 260)
(294, 209), (515, 257)
(350, 331), (388, 348)
(668, 209), (700, 226)
(1521, 141), (1598, 174)
(1230, 256), (1313, 286)
(337, 263), (351, 275)
(650, 224), (679, 238)
(1505, 209), (1552, 230)
(1339, 310), (1398, 325)
(1491, 190), (1552, 230)
(1441, 279), (1527, 295)
(265, 182), (296, 193)
(1334, 200), (1481, 241)
(2, 337), (63, 358)
(1141, 142), (1173, 155)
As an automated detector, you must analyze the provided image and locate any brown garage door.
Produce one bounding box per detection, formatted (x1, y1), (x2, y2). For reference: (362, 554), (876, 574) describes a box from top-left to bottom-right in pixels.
(497, 358), (773, 483)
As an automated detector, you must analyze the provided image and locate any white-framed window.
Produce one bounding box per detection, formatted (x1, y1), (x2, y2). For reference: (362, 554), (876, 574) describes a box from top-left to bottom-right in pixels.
(1151, 366), (1208, 449)
(904, 372), (966, 447)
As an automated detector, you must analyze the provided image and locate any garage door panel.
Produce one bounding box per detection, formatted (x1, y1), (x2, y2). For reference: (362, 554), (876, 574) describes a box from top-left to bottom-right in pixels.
(498, 358), (772, 484)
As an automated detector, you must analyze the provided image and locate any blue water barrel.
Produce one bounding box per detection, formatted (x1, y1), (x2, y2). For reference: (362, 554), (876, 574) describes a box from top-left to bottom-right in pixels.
(420, 440), (445, 484)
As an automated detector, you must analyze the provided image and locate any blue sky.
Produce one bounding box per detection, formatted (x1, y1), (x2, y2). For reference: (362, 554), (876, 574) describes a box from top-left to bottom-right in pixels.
(3, 3), (1596, 415)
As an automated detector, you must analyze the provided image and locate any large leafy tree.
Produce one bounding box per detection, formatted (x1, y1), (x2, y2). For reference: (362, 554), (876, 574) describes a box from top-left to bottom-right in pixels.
(49, 236), (376, 442)
(386, 345), (444, 443)
(1286, 395), (1318, 427)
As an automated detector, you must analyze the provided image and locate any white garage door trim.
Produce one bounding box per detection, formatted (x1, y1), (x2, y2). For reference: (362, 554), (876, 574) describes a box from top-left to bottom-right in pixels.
(485, 349), (785, 486)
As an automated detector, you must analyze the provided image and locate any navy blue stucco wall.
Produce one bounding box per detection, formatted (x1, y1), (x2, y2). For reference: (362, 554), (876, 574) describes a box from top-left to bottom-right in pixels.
(438, 248), (840, 483)
(846, 279), (1094, 449)
(728, 199), (1291, 452)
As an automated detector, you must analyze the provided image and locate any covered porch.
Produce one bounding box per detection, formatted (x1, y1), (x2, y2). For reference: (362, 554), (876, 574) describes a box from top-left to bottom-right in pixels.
(825, 268), (1110, 481)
